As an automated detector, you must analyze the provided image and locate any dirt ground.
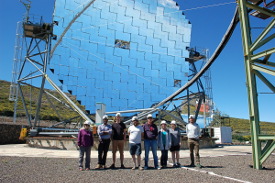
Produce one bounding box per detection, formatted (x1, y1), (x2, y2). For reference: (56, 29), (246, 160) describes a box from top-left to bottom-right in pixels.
(0, 154), (274, 183)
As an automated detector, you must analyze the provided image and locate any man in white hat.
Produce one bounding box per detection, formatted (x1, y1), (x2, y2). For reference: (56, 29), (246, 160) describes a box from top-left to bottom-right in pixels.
(110, 113), (126, 169)
(96, 115), (112, 169)
(186, 115), (201, 168)
(143, 114), (160, 170)
(128, 116), (144, 170)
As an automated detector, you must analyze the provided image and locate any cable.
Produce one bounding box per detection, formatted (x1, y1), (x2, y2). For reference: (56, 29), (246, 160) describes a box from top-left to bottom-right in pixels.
(73, 1), (235, 32)
(183, 1), (235, 12)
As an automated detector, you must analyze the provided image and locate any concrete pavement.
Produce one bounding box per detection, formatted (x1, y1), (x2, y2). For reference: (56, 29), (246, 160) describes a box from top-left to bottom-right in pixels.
(0, 144), (252, 159)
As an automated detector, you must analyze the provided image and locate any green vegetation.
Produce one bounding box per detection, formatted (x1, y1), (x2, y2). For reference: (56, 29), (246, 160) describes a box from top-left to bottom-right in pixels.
(181, 103), (206, 116)
(232, 134), (251, 142)
(221, 117), (275, 135)
(0, 80), (86, 122)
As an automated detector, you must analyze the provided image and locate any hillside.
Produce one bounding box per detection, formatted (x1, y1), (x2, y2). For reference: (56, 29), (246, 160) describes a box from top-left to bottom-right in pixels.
(210, 117), (275, 136)
(0, 80), (86, 123)
(230, 117), (275, 134)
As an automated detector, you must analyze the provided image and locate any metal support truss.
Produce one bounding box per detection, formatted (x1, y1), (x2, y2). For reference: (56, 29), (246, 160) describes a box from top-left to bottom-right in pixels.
(187, 56), (206, 121)
(237, 0), (275, 169)
(13, 19), (92, 128)
(122, 49), (209, 126)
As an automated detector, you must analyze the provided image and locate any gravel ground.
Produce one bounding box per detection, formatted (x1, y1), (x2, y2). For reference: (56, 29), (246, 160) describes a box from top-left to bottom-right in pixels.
(0, 155), (274, 183)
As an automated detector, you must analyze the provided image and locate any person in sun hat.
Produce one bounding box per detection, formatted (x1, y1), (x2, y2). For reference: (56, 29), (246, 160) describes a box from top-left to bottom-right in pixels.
(95, 115), (112, 169)
(186, 115), (201, 168)
(143, 114), (160, 170)
(169, 120), (181, 167)
(78, 120), (94, 171)
(128, 116), (144, 170)
(158, 120), (171, 168)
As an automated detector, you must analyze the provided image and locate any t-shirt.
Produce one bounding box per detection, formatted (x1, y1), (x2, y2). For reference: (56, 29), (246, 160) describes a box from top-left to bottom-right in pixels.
(169, 128), (181, 146)
(128, 125), (144, 144)
(112, 122), (126, 140)
(161, 131), (167, 146)
(143, 123), (158, 140)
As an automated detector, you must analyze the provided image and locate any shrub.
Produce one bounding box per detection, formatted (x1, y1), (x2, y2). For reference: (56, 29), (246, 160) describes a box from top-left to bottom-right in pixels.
(243, 135), (251, 141)
(0, 109), (14, 116)
(232, 135), (245, 142)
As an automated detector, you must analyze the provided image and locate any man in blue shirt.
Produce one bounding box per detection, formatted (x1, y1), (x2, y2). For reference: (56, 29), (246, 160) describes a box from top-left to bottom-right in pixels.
(96, 115), (112, 169)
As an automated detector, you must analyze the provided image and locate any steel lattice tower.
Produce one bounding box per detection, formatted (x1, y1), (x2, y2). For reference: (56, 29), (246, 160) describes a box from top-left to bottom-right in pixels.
(237, 0), (275, 169)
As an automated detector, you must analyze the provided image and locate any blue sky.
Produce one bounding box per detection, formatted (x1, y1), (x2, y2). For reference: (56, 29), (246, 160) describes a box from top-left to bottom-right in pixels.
(1, 0), (274, 122)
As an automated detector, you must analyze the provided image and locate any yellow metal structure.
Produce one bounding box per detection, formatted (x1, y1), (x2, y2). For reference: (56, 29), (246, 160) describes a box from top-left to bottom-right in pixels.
(19, 127), (28, 140)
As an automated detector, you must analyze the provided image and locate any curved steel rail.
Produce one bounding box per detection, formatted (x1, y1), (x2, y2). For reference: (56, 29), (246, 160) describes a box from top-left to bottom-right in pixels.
(50, 0), (97, 58)
(153, 7), (239, 109)
(123, 7), (240, 124)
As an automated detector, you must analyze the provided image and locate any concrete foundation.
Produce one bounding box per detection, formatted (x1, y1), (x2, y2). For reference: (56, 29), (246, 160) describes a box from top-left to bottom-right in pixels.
(26, 136), (217, 150)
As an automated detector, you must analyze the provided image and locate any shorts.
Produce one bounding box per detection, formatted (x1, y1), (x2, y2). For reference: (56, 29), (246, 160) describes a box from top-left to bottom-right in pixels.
(129, 143), (142, 156)
(170, 144), (180, 152)
(112, 140), (124, 154)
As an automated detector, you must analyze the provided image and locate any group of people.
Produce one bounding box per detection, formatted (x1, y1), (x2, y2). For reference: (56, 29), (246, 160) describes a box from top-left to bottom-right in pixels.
(77, 113), (201, 171)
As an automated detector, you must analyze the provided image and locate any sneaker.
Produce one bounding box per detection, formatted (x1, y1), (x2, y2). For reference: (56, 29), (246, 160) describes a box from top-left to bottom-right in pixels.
(143, 166), (148, 170)
(176, 163), (181, 167)
(189, 164), (195, 167)
(95, 164), (101, 169)
(85, 168), (90, 171)
(173, 164), (177, 168)
(79, 167), (83, 171)
(156, 166), (161, 170)
(131, 166), (136, 170)
(138, 166), (143, 170)
(196, 164), (202, 168)
(161, 165), (167, 169)
(109, 164), (115, 169)
(120, 164), (125, 169)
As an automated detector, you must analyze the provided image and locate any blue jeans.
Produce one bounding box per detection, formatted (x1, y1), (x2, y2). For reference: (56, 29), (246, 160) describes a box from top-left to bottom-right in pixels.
(144, 139), (158, 167)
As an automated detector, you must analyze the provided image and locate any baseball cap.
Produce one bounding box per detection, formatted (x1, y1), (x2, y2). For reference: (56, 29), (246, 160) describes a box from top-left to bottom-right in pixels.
(161, 120), (167, 125)
(116, 113), (121, 117)
(147, 114), (153, 119)
(171, 120), (176, 125)
(131, 116), (138, 121)
(102, 115), (108, 120)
